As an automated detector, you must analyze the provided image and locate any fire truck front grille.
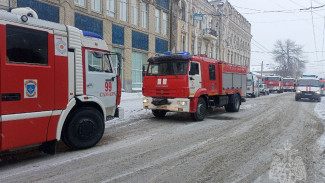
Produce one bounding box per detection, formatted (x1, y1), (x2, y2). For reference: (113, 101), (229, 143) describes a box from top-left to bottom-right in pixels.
(155, 89), (177, 96)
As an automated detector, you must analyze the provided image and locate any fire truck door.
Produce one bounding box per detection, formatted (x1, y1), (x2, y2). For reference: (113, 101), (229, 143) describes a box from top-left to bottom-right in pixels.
(189, 62), (202, 97)
(85, 50), (117, 110)
(0, 24), (55, 150)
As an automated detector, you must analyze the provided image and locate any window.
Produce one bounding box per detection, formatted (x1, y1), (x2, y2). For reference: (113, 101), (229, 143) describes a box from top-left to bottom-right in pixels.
(181, 1), (185, 21)
(162, 12), (167, 35)
(147, 61), (188, 76)
(209, 64), (216, 80)
(132, 52), (147, 89)
(141, 2), (148, 28)
(131, 0), (138, 25)
(120, 0), (128, 21)
(106, 0), (115, 17)
(88, 51), (103, 72)
(6, 25), (48, 65)
(192, 8), (195, 25)
(155, 9), (160, 33)
(75, 0), (86, 7)
(189, 62), (199, 75)
(181, 35), (186, 52)
(198, 42), (201, 55)
(91, 0), (102, 12)
(87, 51), (113, 73)
(210, 47), (213, 58)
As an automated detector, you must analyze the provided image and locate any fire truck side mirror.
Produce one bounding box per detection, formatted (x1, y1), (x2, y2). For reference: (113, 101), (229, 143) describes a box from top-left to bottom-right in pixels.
(92, 52), (103, 58)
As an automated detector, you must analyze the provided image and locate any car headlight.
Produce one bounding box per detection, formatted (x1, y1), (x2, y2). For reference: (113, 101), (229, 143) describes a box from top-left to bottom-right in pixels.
(316, 91), (321, 95)
(296, 90), (301, 93)
(143, 98), (149, 103)
(177, 101), (187, 106)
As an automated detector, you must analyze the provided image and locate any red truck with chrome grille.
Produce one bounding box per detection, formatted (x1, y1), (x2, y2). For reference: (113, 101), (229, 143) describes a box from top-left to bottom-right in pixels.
(142, 53), (247, 121)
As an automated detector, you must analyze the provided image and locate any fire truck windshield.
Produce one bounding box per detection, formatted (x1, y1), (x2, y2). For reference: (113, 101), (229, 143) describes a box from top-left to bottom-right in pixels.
(283, 79), (295, 82)
(297, 79), (320, 87)
(265, 77), (280, 81)
(147, 61), (188, 76)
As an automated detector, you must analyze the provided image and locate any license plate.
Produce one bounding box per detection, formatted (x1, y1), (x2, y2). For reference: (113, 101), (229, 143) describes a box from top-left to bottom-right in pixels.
(305, 93), (312, 95)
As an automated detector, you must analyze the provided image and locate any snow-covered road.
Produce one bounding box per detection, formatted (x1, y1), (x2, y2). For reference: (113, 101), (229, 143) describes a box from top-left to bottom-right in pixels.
(0, 92), (324, 183)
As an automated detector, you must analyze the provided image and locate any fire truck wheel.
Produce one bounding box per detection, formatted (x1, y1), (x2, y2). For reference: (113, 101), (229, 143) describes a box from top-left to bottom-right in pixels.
(192, 97), (207, 121)
(152, 110), (167, 118)
(225, 94), (240, 112)
(62, 108), (104, 150)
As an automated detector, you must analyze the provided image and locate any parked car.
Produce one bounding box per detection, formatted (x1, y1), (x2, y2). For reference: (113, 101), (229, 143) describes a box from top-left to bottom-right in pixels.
(259, 84), (270, 95)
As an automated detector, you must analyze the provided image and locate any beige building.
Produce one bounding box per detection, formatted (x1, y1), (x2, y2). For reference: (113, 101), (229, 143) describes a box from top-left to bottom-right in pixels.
(6, 0), (170, 92)
(171, 0), (251, 68)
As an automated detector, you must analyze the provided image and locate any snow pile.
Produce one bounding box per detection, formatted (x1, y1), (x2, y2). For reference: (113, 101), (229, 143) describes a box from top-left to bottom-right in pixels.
(105, 92), (151, 125)
(315, 97), (325, 149)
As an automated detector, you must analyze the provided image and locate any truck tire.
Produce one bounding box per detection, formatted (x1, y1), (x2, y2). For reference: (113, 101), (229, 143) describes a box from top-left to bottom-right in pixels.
(225, 94), (240, 112)
(191, 97), (207, 121)
(62, 108), (104, 150)
(295, 96), (300, 101)
(152, 110), (167, 118)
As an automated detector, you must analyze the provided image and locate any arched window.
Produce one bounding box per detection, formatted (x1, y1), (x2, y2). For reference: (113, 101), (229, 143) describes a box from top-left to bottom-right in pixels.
(181, 1), (186, 21)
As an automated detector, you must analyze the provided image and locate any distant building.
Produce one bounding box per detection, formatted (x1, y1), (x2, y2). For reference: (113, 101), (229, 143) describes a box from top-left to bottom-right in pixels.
(171, 0), (251, 68)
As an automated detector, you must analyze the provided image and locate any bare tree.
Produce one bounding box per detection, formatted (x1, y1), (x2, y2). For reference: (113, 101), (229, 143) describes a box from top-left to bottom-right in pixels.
(272, 39), (306, 78)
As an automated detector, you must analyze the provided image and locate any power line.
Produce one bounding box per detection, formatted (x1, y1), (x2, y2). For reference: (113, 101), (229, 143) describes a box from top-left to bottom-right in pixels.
(310, 0), (319, 61)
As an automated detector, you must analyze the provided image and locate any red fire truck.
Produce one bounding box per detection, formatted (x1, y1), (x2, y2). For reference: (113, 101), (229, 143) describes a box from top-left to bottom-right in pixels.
(0, 8), (123, 154)
(142, 53), (247, 121)
(283, 77), (296, 92)
(264, 75), (284, 93)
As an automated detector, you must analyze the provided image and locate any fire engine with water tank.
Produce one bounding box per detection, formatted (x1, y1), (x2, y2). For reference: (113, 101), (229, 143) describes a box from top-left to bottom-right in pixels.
(0, 8), (123, 154)
(142, 53), (247, 121)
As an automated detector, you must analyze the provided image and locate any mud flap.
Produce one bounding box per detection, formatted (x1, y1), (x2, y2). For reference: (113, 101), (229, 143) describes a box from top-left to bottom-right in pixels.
(114, 107), (124, 118)
(39, 140), (57, 155)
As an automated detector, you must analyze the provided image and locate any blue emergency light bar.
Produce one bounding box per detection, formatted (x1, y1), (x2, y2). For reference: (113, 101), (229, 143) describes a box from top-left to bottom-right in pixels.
(163, 52), (191, 55)
(82, 31), (103, 40)
(302, 74), (318, 78)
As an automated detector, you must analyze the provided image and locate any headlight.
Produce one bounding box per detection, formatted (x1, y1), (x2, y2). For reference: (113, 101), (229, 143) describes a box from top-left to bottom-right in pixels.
(296, 90), (301, 93)
(143, 98), (149, 103)
(177, 101), (187, 106)
(316, 91), (321, 95)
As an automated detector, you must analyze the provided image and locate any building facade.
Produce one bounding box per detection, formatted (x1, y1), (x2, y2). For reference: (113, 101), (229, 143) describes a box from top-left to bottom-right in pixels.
(6, 0), (170, 92)
(171, 0), (251, 67)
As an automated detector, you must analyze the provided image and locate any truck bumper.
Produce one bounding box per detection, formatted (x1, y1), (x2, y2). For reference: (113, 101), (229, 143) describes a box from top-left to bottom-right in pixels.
(295, 92), (320, 99)
(143, 97), (190, 112)
(269, 86), (280, 91)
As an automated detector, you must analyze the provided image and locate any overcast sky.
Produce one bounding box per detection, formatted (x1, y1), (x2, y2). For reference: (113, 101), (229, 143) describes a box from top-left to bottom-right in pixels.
(227, 0), (325, 77)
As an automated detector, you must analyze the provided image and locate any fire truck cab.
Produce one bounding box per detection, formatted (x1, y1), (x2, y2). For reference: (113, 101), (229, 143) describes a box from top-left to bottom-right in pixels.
(0, 8), (123, 154)
(283, 77), (296, 92)
(246, 72), (259, 98)
(264, 75), (283, 93)
(142, 53), (247, 121)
